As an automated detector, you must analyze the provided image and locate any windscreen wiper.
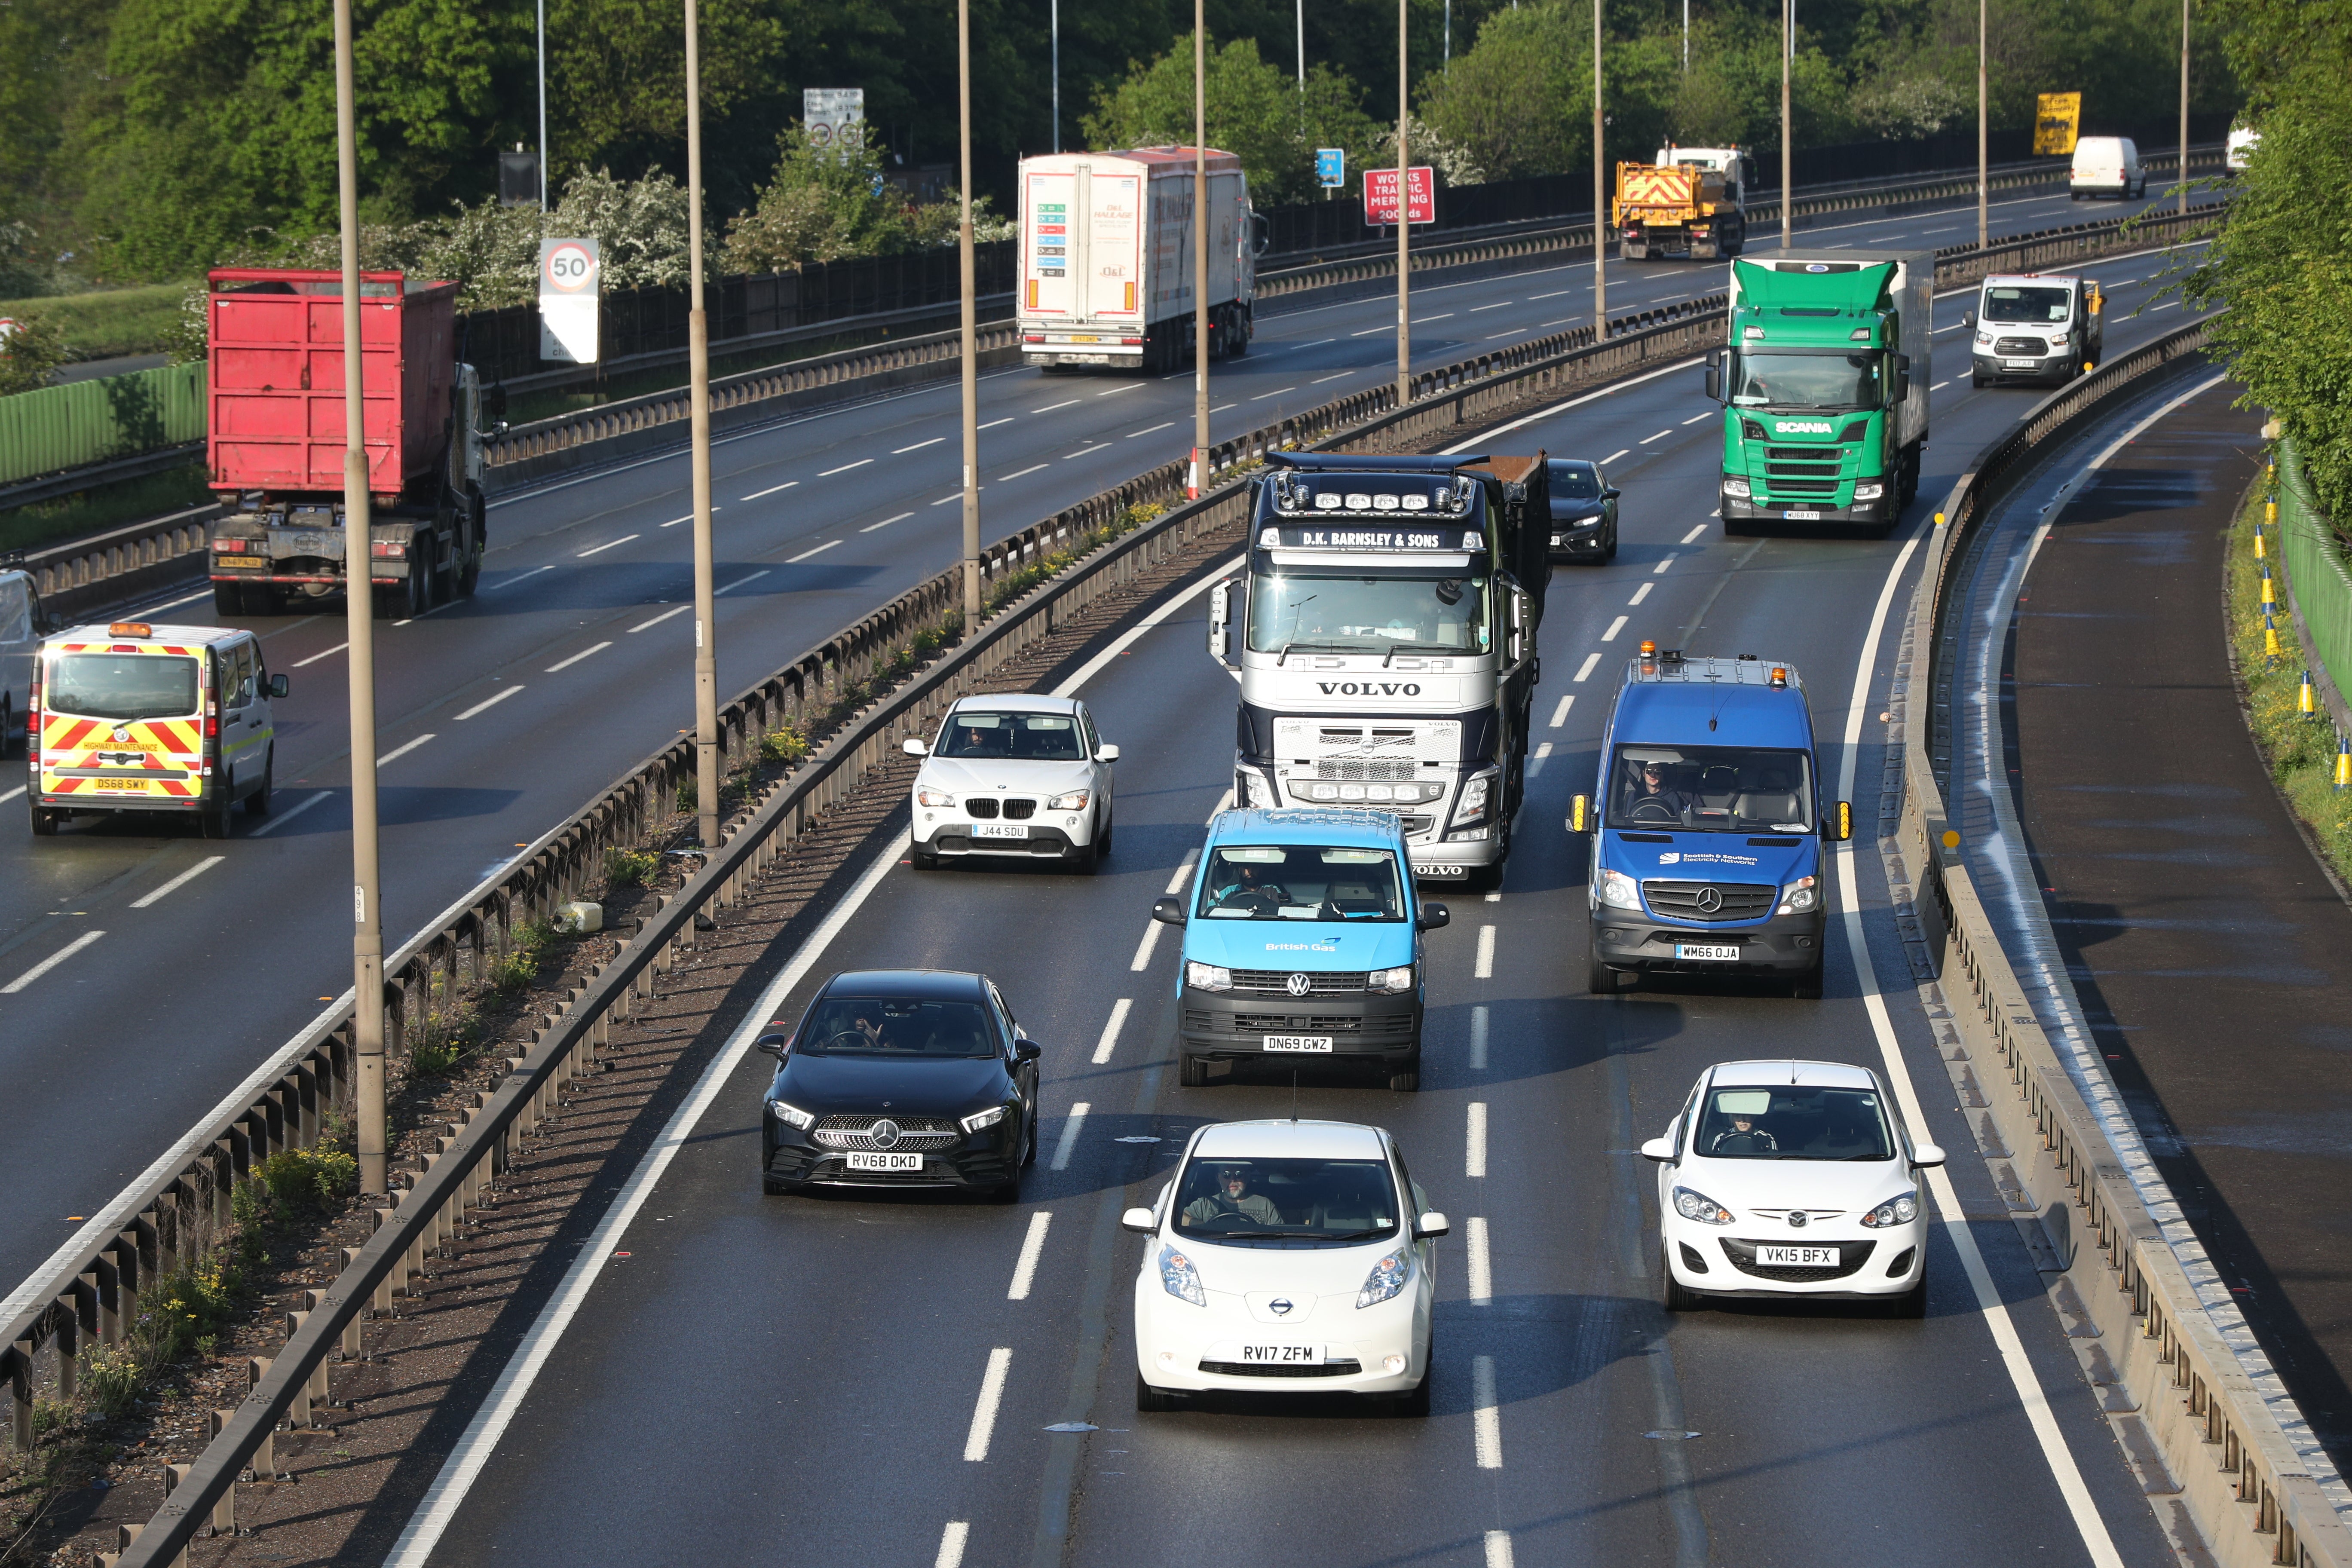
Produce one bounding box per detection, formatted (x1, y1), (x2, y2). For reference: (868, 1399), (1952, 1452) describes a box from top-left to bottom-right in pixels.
(1277, 641), (1367, 665)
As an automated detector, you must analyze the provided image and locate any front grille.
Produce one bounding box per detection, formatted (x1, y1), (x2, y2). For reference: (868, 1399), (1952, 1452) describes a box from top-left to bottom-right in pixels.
(1765, 446), (1834, 459)
(1765, 462), (1841, 478)
(1721, 1238), (1876, 1282)
(812, 1114), (960, 1150)
(1762, 479), (1839, 496)
(1233, 1013), (1363, 1033)
(1199, 1360), (1365, 1378)
(1316, 759), (1418, 781)
(1231, 969), (1368, 995)
(966, 797), (999, 818)
(1993, 336), (2048, 356)
(1002, 798), (1038, 821)
(1642, 880), (1776, 922)
(815, 1114), (955, 1132)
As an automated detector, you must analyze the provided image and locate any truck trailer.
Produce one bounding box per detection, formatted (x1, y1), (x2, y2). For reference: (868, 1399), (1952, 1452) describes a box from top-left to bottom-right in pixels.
(204, 269), (492, 618)
(1016, 147), (1262, 372)
(1614, 147), (1749, 260)
(1708, 251), (1932, 536)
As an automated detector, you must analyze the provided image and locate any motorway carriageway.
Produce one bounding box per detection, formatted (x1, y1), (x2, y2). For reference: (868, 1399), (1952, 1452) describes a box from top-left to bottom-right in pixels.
(372, 260), (2219, 1563)
(0, 177), (2199, 1304)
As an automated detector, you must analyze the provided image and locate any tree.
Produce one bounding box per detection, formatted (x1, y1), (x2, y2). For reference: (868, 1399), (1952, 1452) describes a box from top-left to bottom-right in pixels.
(0, 311), (69, 393)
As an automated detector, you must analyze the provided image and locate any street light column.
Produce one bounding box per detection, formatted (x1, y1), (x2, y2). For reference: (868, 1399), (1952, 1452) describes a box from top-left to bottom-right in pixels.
(1780, 0), (1793, 249)
(685, 0), (720, 855)
(1194, 4), (1210, 494)
(959, 0), (981, 621)
(1394, 0), (1410, 410)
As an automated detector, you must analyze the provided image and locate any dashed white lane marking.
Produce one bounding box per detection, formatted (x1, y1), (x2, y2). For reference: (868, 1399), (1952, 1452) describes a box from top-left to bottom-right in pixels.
(1470, 1004), (1489, 1070)
(490, 563), (562, 588)
(1601, 448), (1629, 464)
(1249, 386), (1299, 401)
(1628, 583), (1654, 606)
(893, 437), (946, 453)
(1466, 1102), (1489, 1176)
(292, 641), (348, 668)
(1932, 380), (1952, 391)
(999, 464), (1049, 481)
(936, 1522), (971, 1568)
(1654, 556), (1676, 574)
(1032, 399), (1080, 413)
(819, 458), (874, 476)
(1050, 1104), (1090, 1172)
(545, 642), (610, 673)
(1420, 313), (1455, 322)
(2, 930), (105, 994)
(1467, 1216), (1493, 1304)
(1639, 429), (1671, 444)
(1165, 850), (1201, 894)
(629, 605), (690, 633)
(786, 540), (841, 563)
(980, 416), (1015, 429)
(1485, 1530), (1515, 1568)
(1312, 371), (1352, 383)
(714, 570), (770, 596)
(963, 1348), (1013, 1461)
(1092, 999), (1133, 1065)
(860, 513), (913, 532)
(1549, 694), (1574, 727)
(131, 857), (223, 909)
(1351, 326), (1389, 337)
(933, 493), (963, 506)
(1572, 653), (1602, 682)
(740, 481), (798, 500)
(1468, 300), (1512, 311)
(1472, 1354), (1503, 1468)
(660, 515), (692, 528)
(576, 533), (639, 557)
(1008, 1212), (1053, 1299)
(1527, 287), (1578, 300)
(1129, 421), (1176, 438)
(1601, 616), (1628, 641)
(1680, 524), (1708, 544)
(1475, 925), (1496, 978)
(1210, 403), (1237, 413)
(1066, 444), (1112, 459)
(456, 685), (526, 719)
(376, 734), (435, 768)
(1484, 890), (1501, 903)
(247, 790), (329, 836)
(1130, 922), (1165, 972)
(0, 786), (22, 805)
(1681, 413), (1712, 425)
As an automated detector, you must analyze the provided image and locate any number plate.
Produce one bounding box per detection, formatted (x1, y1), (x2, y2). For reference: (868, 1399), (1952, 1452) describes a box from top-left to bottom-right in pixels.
(1757, 1244), (1843, 1267)
(1237, 1344), (1326, 1364)
(2004, 358), (2039, 369)
(1782, 509), (1823, 521)
(843, 1152), (923, 1172)
(93, 779), (148, 791)
(971, 822), (1029, 839)
(1674, 943), (1741, 961)
(215, 557), (264, 569)
(1262, 1035), (1335, 1053)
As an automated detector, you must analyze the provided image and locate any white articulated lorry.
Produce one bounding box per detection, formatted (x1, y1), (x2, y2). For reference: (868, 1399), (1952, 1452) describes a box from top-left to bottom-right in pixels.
(1016, 145), (1262, 373)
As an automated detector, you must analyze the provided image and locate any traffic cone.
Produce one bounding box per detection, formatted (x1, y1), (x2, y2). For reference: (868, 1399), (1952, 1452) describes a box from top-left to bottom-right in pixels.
(2261, 565), (2278, 610)
(2254, 527), (2267, 559)
(2302, 669), (2318, 716)
(2337, 734), (2349, 791)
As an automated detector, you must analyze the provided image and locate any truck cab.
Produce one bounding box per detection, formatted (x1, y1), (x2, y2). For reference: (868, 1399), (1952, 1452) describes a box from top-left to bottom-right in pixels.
(1152, 807), (1450, 1092)
(1572, 648), (1850, 998)
(1616, 146), (1748, 260)
(1965, 273), (2103, 388)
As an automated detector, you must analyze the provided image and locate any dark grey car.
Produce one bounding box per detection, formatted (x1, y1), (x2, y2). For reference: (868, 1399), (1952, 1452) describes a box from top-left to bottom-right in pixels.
(1545, 459), (1620, 563)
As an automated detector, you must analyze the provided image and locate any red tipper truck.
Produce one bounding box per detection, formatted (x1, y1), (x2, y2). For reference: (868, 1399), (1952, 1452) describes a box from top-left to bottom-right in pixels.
(204, 269), (492, 618)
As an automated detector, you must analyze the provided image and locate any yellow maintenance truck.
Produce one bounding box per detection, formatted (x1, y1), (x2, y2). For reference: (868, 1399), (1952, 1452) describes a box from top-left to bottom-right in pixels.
(1613, 147), (1750, 261)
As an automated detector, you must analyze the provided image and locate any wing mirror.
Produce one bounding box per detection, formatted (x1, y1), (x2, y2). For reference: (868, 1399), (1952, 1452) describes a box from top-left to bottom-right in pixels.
(1014, 1040), (1042, 1064)
(269, 674), (290, 699)
(1095, 744), (1120, 763)
(1121, 1207), (1158, 1234)
(1640, 1137), (1675, 1162)
(1208, 577), (1234, 662)
(1891, 353), (1911, 404)
(1703, 353), (1721, 402)
(1911, 1142), (1946, 1169)
(1416, 900), (1450, 931)
(1961, 309), (1975, 331)
(1414, 1211), (1451, 1240)
(1602, 486), (1620, 499)
(755, 1033), (791, 1061)
(902, 736), (929, 756)
(1152, 897), (1188, 925)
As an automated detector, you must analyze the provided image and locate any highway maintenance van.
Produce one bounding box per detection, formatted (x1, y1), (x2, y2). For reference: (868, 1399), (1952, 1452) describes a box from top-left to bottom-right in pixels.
(1964, 273), (2104, 389)
(1152, 807), (1451, 1092)
(28, 621), (286, 839)
(1571, 646), (1849, 998)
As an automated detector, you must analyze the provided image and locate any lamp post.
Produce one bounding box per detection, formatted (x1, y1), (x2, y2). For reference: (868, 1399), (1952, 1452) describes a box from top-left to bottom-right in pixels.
(1976, 0), (1987, 247)
(1193, 5), (1210, 496)
(1394, 0), (1410, 410)
(1780, 0), (1792, 249)
(536, 0), (549, 208)
(959, 0), (981, 620)
(1592, 0), (1605, 331)
(2177, 0), (2190, 214)
(331, 0), (386, 1194)
(684, 0), (720, 854)
(1051, 0), (1060, 153)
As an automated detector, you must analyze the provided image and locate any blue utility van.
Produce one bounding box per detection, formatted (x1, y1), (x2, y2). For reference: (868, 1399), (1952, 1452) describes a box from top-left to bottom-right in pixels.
(1151, 807), (1451, 1091)
(1571, 648), (1850, 997)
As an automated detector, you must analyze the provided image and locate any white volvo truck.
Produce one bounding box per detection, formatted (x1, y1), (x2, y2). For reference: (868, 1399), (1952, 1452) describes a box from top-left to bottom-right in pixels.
(1208, 453), (1548, 891)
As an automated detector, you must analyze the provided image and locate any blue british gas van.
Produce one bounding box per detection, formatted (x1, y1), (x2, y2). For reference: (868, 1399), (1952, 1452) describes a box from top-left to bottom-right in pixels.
(1571, 649), (1851, 998)
(1150, 807), (1451, 1091)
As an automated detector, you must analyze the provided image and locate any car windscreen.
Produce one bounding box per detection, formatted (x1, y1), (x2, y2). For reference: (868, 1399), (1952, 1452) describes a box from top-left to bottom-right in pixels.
(1694, 1085), (1893, 1161)
(1729, 349), (1885, 410)
(937, 710), (1085, 761)
(1607, 744), (1814, 832)
(795, 997), (999, 1057)
(1173, 1156), (1400, 1243)
(1547, 463), (1601, 500)
(44, 653), (200, 720)
(1981, 286), (2071, 323)
(1246, 568), (1488, 656)
(1195, 845), (1405, 921)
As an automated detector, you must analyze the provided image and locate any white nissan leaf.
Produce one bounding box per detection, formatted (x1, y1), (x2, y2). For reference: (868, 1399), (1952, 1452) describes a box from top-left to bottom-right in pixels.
(1127, 1119), (1447, 1414)
(903, 693), (1118, 872)
(1644, 1059), (1944, 1316)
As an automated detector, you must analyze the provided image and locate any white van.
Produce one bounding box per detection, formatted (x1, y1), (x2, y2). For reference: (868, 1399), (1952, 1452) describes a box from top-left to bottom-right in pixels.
(2226, 126), (2261, 173)
(1966, 273), (2104, 388)
(2070, 136), (2145, 201)
(0, 568), (43, 758)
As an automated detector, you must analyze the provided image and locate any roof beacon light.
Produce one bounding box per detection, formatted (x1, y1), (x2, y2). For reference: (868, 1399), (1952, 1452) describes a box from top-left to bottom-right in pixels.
(1639, 639), (1657, 658)
(1770, 666), (1789, 688)
(108, 622), (153, 638)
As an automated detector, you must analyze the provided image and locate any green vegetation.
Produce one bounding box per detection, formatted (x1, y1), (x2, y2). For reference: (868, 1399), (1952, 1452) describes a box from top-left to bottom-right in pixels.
(486, 919), (559, 992)
(603, 846), (662, 888)
(0, 463), (213, 554)
(256, 1146), (361, 1214)
(0, 281), (190, 359)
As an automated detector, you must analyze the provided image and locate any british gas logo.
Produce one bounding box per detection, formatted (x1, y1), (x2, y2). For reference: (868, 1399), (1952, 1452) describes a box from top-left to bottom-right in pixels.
(1774, 421), (1834, 435)
(1317, 682), (1422, 696)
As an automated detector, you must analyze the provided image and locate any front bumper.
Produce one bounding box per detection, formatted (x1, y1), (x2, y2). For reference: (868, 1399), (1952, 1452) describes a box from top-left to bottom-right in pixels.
(1178, 985), (1421, 1063)
(1972, 351), (2073, 385)
(1250, 766), (1503, 876)
(914, 809), (1095, 857)
(1592, 903), (1824, 976)
(1549, 517), (1608, 556)
(1721, 489), (1897, 527)
(1663, 1216), (1924, 1299)
(1134, 1272), (1428, 1394)
(761, 1121), (1022, 1191)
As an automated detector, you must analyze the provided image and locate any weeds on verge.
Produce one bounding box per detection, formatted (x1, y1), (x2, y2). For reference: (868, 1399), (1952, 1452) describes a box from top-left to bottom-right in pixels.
(486, 920), (558, 992)
(2227, 484), (2352, 883)
(603, 846), (660, 887)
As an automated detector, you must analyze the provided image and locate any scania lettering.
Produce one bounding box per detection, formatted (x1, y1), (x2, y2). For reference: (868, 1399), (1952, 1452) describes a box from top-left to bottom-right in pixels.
(1707, 251), (1932, 536)
(1210, 453), (1550, 890)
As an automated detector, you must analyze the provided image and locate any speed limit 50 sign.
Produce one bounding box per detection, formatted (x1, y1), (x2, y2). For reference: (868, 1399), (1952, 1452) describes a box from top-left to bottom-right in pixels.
(539, 237), (600, 364)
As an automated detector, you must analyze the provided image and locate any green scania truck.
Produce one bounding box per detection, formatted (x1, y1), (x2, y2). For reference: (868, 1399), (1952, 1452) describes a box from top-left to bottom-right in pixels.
(1706, 250), (1932, 536)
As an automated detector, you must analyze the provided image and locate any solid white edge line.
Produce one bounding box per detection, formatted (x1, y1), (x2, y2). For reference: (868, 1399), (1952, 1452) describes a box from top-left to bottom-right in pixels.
(381, 827), (913, 1566)
(129, 856), (225, 909)
(1831, 530), (2126, 1568)
(1091, 998), (1132, 1065)
(1473, 925), (1496, 979)
(963, 1347), (1013, 1461)
(1007, 1211), (1054, 1300)
(246, 790), (330, 838)
(1466, 1102), (1488, 1179)
(1467, 1216), (1493, 1304)
(1050, 1103), (1090, 1172)
(1, 929), (107, 995)
(454, 686), (524, 721)
(936, 1521), (971, 1568)
(1471, 1354), (1503, 1468)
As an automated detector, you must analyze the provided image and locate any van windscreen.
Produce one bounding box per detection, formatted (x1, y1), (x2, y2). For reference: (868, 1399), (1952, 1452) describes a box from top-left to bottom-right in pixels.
(1608, 744), (1813, 833)
(1196, 846), (1405, 921)
(45, 653), (200, 720)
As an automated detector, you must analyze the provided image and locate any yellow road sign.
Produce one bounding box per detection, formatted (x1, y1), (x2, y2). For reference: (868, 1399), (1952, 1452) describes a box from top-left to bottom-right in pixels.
(2035, 93), (2082, 156)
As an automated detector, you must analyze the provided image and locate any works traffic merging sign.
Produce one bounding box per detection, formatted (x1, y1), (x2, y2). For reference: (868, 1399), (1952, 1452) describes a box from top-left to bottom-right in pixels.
(1363, 166), (1435, 227)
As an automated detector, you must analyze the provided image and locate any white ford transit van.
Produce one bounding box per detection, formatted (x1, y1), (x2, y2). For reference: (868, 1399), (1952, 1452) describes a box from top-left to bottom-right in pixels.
(2070, 136), (2144, 200)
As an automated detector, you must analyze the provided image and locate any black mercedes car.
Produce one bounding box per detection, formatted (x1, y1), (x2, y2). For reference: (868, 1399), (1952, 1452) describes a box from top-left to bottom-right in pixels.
(1546, 458), (1620, 562)
(759, 969), (1042, 1201)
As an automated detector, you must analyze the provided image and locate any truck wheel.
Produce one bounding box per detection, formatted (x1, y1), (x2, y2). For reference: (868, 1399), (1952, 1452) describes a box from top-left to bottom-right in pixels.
(29, 801), (57, 836)
(1178, 1054), (1210, 1088)
(213, 581), (243, 616)
(1588, 955), (1627, 994)
(198, 792), (233, 840)
(1789, 964), (1824, 1000)
(1387, 1053), (1421, 1093)
(1230, 308), (1251, 357)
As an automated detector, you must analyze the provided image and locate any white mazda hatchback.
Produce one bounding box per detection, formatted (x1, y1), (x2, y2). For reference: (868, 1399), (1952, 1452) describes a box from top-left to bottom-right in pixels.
(1643, 1059), (1943, 1316)
(1126, 1119), (1447, 1414)
(903, 693), (1118, 872)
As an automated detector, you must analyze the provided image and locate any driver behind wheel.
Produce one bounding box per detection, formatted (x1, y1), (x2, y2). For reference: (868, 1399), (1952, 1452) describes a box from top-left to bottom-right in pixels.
(1181, 1165), (1283, 1227)
(1623, 758), (1698, 822)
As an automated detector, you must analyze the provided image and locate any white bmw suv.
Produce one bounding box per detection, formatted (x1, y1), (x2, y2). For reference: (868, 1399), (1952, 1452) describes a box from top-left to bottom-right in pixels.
(903, 693), (1118, 872)
(1126, 1119), (1447, 1414)
(1643, 1059), (1943, 1316)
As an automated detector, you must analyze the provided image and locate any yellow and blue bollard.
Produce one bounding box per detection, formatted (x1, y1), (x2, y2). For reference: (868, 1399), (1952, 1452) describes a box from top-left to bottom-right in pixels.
(2303, 669), (2318, 716)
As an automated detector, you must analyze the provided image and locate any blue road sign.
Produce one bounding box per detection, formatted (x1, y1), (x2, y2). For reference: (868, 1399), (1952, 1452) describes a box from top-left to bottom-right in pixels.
(1315, 148), (1346, 189)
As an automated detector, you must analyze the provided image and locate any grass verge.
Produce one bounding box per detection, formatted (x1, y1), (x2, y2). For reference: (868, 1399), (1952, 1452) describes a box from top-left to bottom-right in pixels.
(0, 465), (214, 557)
(0, 283), (194, 361)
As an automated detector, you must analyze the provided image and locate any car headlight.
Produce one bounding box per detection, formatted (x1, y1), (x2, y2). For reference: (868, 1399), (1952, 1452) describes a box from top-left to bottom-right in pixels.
(1185, 961), (1232, 992)
(767, 1099), (815, 1130)
(916, 785), (956, 807)
(1452, 770), (1494, 827)
(960, 1105), (1009, 1133)
(1242, 772), (1275, 807)
(1721, 476), (1751, 499)
(1367, 964), (1416, 992)
(1975, 331), (1994, 347)
(1672, 1186), (1734, 1225)
(1597, 868), (1642, 910)
(1861, 1191), (1920, 1228)
(1356, 1247), (1411, 1308)
(1853, 482), (1884, 501)
(1159, 1244), (1206, 1306)
(1776, 876), (1818, 914)
(1047, 789), (1090, 811)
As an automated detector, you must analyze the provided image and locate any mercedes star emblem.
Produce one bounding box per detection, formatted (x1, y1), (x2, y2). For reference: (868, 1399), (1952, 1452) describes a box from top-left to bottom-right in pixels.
(1286, 973), (1314, 997)
(1694, 887), (1723, 914)
(1268, 1298), (1294, 1316)
(870, 1119), (901, 1150)
(1787, 1210), (1809, 1228)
